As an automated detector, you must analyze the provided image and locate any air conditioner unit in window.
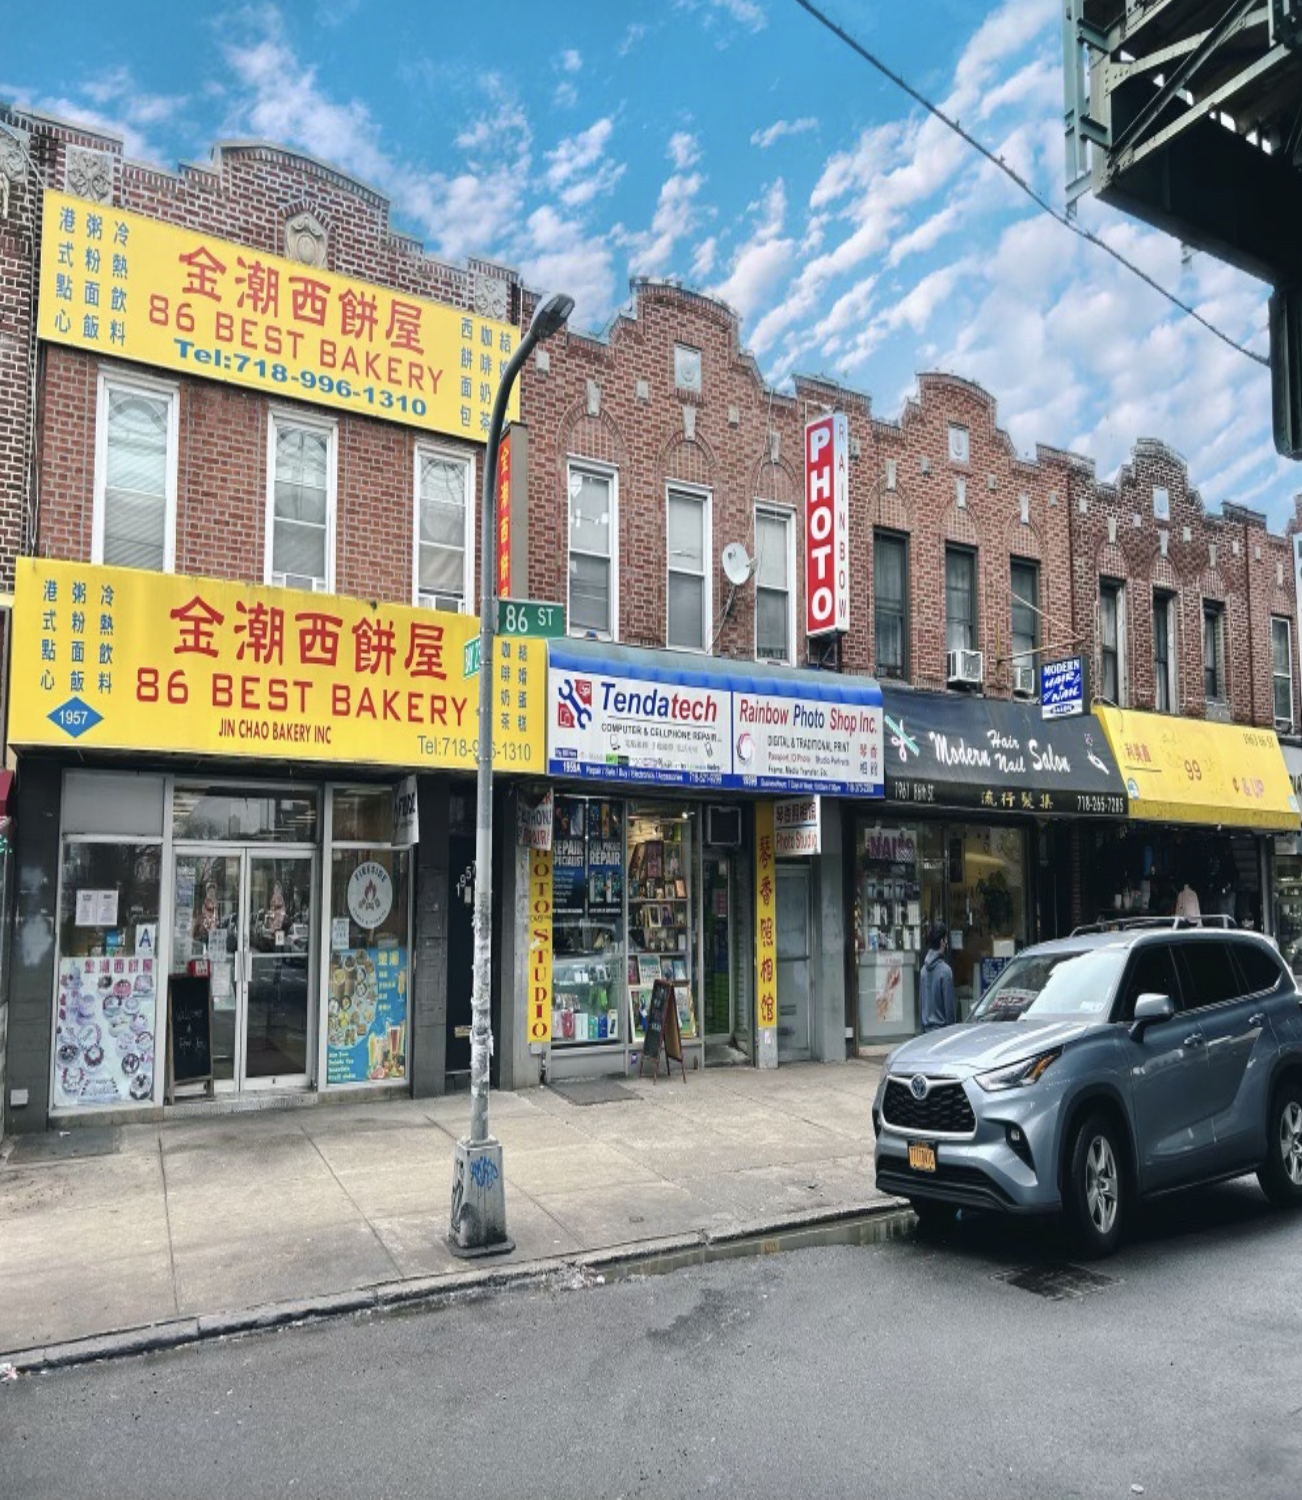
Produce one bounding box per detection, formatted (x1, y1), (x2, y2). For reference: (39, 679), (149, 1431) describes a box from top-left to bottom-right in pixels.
(946, 649), (983, 687)
(418, 592), (465, 613)
(1012, 664), (1036, 698)
(271, 572), (329, 593)
(1277, 717), (1294, 734)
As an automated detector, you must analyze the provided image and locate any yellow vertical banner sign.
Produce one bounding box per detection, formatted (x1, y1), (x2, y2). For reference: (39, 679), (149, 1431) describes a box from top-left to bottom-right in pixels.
(755, 802), (777, 1033)
(528, 848), (554, 1044)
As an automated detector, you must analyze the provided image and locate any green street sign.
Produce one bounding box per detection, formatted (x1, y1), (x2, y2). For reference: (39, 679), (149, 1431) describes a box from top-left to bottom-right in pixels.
(463, 637), (480, 677)
(497, 599), (565, 638)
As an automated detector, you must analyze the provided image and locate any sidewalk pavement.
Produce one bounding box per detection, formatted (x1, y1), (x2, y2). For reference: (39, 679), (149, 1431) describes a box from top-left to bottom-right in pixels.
(1, 1059), (898, 1365)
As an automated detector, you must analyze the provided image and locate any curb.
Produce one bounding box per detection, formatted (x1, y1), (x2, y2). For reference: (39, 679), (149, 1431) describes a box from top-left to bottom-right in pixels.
(1, 1198), (910, 1375)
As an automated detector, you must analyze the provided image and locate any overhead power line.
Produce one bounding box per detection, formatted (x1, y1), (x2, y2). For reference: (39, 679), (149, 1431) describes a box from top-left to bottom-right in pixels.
(792, 0), (1268, 368)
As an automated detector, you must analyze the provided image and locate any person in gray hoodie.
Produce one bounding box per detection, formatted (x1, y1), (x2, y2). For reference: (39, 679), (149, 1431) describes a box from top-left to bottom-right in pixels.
(919, 921), (956, 1032)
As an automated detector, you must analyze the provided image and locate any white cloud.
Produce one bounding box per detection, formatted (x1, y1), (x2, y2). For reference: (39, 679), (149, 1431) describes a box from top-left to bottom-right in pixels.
(627, 169), (706, 277)
(619, 22), (649, 55)
(518, 205), (616, 331)
(554, 81), (578, 109)
(691, 236), (718, 279)
(675, 0), (767, 37)
(668, 131), (700, 171)
(559, 48), (582, 73)
(4, 66), (187, 164)
(751, 117), (818, 149)
(545, 117), (625, 206)
(710, 180), (794, 322)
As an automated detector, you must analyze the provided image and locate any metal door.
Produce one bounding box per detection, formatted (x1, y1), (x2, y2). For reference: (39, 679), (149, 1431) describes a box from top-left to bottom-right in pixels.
(776, 865), (811, 1063)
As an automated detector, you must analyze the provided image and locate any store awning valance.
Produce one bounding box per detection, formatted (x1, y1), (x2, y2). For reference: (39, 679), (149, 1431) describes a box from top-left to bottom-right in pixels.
(547, 641), (884, 796)
(1094, 707), (1300, 831)
(880, 687), (1126, 816)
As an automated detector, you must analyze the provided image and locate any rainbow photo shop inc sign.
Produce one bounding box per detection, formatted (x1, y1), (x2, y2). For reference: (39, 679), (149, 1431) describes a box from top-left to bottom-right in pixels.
(547, 651), (884, 797)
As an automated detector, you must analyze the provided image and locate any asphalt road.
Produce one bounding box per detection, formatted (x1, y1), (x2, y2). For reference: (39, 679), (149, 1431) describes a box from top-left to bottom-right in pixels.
(4, 1180), (1300, 1500)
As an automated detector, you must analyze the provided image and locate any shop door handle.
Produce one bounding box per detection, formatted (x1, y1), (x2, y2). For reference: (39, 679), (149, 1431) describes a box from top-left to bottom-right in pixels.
(1183, 1033), (1204, 1048)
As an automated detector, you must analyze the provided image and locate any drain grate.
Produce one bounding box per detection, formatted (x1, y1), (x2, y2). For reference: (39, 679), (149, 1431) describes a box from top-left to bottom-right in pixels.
(995, 1263), (1117, 1301)
(7, 1127), (122, 1165)
(548, 1080), (639, 1107)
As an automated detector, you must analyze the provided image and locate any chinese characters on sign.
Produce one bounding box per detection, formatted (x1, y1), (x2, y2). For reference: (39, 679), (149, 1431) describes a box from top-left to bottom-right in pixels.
(496, 430), (512, 600)
(11, 560), (544, 774)
(755, 802), (777, 1035)
(38, 191), (518, 439)
(773, 795), (821, 857)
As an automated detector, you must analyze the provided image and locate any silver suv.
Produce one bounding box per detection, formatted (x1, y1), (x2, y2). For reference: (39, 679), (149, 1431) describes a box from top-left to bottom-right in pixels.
(872, 924), (1302, 1256)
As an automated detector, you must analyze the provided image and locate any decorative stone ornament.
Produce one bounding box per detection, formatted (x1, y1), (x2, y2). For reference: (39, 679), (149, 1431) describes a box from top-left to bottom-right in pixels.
(0, 125), (29, 219)
(284, 210), (327, 267)
(474, 273), (509, 321)
(64, 146), (113, 204)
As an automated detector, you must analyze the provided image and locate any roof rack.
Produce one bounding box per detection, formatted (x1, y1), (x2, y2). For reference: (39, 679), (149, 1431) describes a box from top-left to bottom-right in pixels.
(1069, 915), (1239, 936)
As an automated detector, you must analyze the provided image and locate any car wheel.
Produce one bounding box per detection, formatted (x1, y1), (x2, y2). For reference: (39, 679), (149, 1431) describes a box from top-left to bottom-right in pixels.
(1257, 1078), (1302, 1207)
(909, 1198), (955, 1230)
(1064, 1112), (1125, 1259)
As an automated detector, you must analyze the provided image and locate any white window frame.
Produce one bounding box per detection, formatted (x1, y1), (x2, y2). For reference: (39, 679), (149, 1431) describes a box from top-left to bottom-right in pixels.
(665, 483), (712, 653)
(1152, 588), (1178, 714)
(92, 367), (179, 572)
(566, 458), (619, 641)
(411, 444), (475, 611)
(1273, 616), (1294, 728)
(753, 503), (796, 665)
(1099, 579), (1128, 707)
(264, 407), (338, 593)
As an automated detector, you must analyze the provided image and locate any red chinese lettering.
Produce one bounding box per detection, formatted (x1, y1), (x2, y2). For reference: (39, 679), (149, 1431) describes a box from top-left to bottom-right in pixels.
(760, 957), (774, 985)
(338, 287), (378, 342)
(295, 611), (344, 666)
(758, 834), (773, 864)
(404, 622), (447, 680)
(385, 298), (424, 353)
(170, 595), (225, 657)
(234, 600), (285, 665)
(760, 916), (774, 948)
(235, 256), (280, 317)
(289, 275), (331, 327)
(760, 874), (772, 905)
(177, 245), (227, 301)
(353, 617), (396, 676)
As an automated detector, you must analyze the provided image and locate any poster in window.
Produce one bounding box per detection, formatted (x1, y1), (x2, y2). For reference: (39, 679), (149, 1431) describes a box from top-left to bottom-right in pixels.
(326, 945), (408, 1084)
(54, 955), (156, 1108)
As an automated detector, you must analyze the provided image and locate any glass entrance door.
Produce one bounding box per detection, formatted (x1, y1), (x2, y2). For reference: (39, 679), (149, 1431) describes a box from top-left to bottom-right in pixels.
(171, 848), (315, 1091)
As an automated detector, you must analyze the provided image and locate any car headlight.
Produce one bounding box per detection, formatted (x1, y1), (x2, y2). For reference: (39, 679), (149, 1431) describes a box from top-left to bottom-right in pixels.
(975, 1049), (1062, 1092)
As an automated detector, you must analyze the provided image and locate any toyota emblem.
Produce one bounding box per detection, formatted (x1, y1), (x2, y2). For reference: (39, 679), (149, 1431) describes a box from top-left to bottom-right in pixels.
(909, 1074), (929, 1100)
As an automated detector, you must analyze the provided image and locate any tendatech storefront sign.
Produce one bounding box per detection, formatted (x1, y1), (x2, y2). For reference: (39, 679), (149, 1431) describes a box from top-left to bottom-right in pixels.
(881, 687), (1125, 815)
(9, 559), (544, 773)
(547, 642), (884, 796)
(37, 190), (518, 440)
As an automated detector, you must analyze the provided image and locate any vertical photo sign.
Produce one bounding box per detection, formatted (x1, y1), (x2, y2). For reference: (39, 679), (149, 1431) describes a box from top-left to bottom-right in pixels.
(755, 802), (777, 1034)
(804, 412), (850, 638)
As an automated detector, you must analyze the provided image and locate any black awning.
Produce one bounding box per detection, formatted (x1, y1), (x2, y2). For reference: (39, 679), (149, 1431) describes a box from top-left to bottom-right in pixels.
(880, 688), (1126, 817)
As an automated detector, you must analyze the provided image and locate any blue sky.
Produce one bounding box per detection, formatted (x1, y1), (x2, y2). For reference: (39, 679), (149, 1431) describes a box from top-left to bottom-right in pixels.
(5, 0), (1298, 527)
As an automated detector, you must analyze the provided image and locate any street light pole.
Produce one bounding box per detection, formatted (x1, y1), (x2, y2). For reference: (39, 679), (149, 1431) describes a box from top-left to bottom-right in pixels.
(449, 291), (574, 1257)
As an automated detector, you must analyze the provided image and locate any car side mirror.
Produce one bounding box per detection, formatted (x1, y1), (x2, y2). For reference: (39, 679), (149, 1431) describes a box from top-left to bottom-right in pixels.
(1129, 991), (1175, 1041)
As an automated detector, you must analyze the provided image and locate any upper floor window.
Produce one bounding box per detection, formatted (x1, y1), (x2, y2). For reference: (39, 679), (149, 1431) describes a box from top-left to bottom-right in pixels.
(414, 449), (473, 611)
(93, 371), (178, 572)
(945, 546), (976, 655)
(667, 487), (710, 651)
(1152, 590), (1176, 713)
(754, 506), (794, 664)
(1272, 617), (1293, 728)
(874, 531), (908, 678)
(674, 344), (702, 393)
(1203, 601), (1225, 702)
(947, 424), (969, 464)
(1099, 580), (1126, 705)
(1010, 559), (1039, 676)
(265, 412), (335, 592)
(568, 462), (616, 638)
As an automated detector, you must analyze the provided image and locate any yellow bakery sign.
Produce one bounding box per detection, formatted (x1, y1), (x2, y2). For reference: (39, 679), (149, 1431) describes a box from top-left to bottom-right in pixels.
(37, 190), (518, 437)
(9, 559), (543, 774)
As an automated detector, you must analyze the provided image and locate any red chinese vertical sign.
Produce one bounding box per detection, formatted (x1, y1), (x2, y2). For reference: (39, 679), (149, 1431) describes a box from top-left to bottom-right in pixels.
(496, 429), (512, 600)
(755, 802), (777, 1039)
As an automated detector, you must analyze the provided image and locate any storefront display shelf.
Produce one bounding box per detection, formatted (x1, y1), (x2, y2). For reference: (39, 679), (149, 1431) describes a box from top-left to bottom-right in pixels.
(552, 953), (621, 1046)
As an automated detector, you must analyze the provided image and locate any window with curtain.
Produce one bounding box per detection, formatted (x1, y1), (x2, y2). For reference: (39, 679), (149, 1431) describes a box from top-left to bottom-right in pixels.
(1099, 581), (1123, 704)
(1273, 617), (1293, 726)
(1152, 592), (1175, 713)
(874, 532), (908, 678)
(269, 418), (332, 590)
(568, 465), (614, 636)
(415, 451), (470, 607)
(754, 507), (792, 662)
(1010, 559), (1039, 672)
(1203, 602), (1224, 701)
(945, 547), (976, 654)
(667, 489), (708, 650)
(97, 381), (174, 571)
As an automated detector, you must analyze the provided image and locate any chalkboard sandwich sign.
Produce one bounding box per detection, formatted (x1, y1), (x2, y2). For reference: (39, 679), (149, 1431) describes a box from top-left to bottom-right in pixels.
(166, 974), (215, 1103)
(638, 978), (686, 1083)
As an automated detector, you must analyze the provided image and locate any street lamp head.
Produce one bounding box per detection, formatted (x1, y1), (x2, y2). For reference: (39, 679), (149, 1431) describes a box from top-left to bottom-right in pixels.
(529, 293), (575, 344)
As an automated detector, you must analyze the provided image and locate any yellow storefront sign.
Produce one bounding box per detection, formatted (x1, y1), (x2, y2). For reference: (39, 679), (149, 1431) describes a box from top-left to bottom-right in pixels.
(37, 190), (518, 439)
(755, 801), (777, 1032)
(1094, 706), (1299, 831)
(9, 559), (543, 774)
(528, 848), (554, 1045)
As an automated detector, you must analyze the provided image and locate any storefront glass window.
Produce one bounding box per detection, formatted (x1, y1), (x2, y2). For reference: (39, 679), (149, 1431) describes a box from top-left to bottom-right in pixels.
(1088, 825), (1260, 930)
(55, 840), (162, 1109)
(326, 847), (411, 1085)
(552, 796), (625, 1045)
(628, 805), (696, 1045)
(947, 824), (1028, 1013)
(172, 785), (318, 842)
(331, 788), (393, 843)
(855, 823), (944, 1041)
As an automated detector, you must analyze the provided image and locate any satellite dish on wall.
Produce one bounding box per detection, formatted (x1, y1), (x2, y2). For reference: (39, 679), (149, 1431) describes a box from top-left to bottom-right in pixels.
(721, 541), (753, 587)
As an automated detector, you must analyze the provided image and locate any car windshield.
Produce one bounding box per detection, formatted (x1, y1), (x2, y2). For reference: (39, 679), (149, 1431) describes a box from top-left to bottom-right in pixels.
(969, 947), (1128, 1022)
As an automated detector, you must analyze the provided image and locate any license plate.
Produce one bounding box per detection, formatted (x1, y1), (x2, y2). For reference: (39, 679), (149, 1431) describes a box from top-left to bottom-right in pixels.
(908, 1142), (937, 1173)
